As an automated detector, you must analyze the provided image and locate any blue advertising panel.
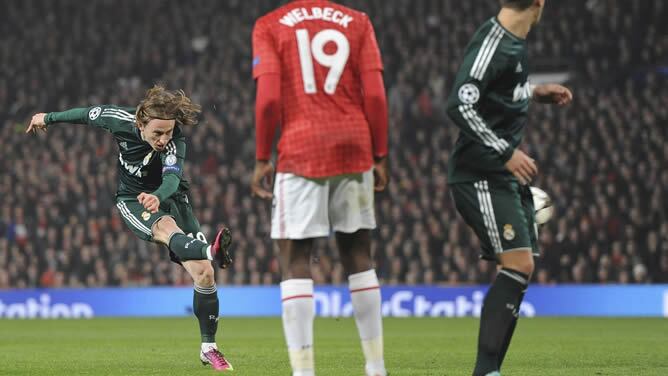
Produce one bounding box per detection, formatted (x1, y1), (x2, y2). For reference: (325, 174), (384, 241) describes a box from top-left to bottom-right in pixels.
(0, 285), (666, 318)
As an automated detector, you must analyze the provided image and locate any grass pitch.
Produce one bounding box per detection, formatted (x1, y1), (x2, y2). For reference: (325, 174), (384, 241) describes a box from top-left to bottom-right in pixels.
(0, 317), (666, 375)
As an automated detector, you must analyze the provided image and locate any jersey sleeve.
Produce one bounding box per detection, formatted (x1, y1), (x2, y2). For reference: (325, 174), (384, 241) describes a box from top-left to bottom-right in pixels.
(252, 18), (281, 79)
(358, 16), (383, 73)
(159, 134), (186, 179)
(152, 134), (186, 201)
(446, 37), (514, 162)
(44, 105), (136, 133)
(255, 74), (281, 160)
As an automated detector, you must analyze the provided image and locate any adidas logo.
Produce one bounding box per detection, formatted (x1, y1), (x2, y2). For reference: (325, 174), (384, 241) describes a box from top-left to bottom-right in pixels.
(120, 142), (128, 150)
(515, 62), (523, 73)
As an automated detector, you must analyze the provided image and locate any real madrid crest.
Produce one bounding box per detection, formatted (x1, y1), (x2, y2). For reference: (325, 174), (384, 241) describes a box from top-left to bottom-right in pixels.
(141, 211), (151, 221)
(503, 224), (515, 241)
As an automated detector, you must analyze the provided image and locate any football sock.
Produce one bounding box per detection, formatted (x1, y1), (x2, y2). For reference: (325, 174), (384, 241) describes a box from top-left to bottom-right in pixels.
(201, 342), (217, 352)
(194, 284), (219, 343)
(473, 268), (529, 376)
(281, 279), (315, 376)
(349, 269), (386, 376)
(168, 233), (208, 261)
(498, 287), (526, 369)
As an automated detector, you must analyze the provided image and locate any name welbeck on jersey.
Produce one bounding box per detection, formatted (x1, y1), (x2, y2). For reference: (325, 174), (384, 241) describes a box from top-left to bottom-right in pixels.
(279, 7), (354, 28)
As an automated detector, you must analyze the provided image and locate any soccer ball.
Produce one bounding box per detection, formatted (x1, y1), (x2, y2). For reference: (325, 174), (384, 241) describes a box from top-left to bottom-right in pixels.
(530, 186), (554, 225)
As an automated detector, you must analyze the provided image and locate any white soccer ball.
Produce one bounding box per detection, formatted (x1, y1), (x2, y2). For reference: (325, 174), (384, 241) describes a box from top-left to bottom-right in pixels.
(530, 186), (554, 225)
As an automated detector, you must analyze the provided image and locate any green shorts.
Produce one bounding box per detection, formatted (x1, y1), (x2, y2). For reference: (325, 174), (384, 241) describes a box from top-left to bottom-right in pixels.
(115, 193), (204, 263)
(450, 180), (538, 262)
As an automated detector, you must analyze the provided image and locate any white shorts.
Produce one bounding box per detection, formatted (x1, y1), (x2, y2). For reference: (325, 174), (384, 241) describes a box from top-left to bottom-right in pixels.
(271, 169), (376, 239)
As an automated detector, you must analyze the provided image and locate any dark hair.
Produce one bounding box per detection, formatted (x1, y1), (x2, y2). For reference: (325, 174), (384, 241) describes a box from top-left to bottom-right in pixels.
(135, 85), (201, 127)
(500, 0), (535, 10)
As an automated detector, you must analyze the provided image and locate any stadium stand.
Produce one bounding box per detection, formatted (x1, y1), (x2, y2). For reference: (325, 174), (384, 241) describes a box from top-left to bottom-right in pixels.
(0, 0), (666, 287)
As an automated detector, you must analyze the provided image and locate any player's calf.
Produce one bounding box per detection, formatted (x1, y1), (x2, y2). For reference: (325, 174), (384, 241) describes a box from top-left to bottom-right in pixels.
(158, 222), (232, 268)
(183, 260), (215, 288)
(474, 268), (529, 376)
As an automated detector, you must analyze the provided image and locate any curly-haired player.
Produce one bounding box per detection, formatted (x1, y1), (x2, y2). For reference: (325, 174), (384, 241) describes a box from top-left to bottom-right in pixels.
(27, 85), (234, 372)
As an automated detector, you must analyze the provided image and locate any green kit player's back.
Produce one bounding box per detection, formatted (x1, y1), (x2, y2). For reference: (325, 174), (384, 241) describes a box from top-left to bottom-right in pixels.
(446, 17), (533, 184)
(445, 3), (573, 375)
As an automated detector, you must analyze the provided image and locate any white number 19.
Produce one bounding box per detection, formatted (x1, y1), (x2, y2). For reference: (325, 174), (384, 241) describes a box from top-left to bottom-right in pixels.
(295, 28), (350, 95)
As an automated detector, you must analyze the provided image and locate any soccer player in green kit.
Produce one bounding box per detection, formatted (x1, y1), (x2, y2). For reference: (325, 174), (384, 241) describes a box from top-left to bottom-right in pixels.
(446, 1), (572, 375)
(26, 86), (234, 372)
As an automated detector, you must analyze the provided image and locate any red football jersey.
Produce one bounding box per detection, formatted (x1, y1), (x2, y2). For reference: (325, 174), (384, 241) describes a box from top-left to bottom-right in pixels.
(253, 0), (384, 178)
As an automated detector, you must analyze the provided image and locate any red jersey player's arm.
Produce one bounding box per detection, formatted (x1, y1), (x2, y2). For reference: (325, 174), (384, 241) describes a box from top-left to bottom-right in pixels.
(361, 70), (388, 159)
(357, 14), (387, 159)
(255, 73), (281, 161)
(252, 17), (281, 161)
(251, 17), (281, 199)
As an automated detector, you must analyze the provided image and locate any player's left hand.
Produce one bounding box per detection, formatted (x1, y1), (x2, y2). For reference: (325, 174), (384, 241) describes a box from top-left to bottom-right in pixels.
(26, 113), (48, 134)
(533, 84), (573, 106)
(373, 156), (389, 192)
(137, 192), (160, 214)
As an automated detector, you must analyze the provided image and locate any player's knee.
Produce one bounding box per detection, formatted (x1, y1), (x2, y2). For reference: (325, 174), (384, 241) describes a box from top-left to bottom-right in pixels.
(286, 243), (311, 267)
(282, 256), (311, 279)
(191, 262), (215, 287)
(284, 261), (310, 279)
(499, 250), (535, 276)
(342, 253), (371, 276)
(152, 216), (179, 241)
(354, 251), (372, 271)
(504, 258), (534, 276)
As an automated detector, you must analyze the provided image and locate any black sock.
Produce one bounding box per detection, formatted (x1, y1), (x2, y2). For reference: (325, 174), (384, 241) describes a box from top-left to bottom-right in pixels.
(498, 287), (526, 369)
(168, 233), (208, 261)
(193, 284), (219, 343)
(473, 268), (529, 376)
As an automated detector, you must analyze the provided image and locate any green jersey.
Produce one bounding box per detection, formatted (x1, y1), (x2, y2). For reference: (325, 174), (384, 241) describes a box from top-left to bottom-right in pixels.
(446, 17), (532, 184)
(44, 105), (190, 199)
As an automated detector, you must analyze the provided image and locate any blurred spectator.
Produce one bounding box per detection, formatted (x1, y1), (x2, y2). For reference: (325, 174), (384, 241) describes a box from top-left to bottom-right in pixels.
(0, 0), (665, 287)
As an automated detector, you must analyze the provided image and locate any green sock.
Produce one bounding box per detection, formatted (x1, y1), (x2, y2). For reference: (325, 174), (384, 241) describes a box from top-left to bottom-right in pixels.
(473, 268), (528, 376)
(194, 285), (219, 343)
(498, 288), (526, 369)
(168, 233), (208, 261)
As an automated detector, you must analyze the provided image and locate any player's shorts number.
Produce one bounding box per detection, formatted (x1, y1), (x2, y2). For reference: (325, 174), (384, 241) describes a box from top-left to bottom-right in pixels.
(295, 28), (350, 95)
(187, 232), (207, 243)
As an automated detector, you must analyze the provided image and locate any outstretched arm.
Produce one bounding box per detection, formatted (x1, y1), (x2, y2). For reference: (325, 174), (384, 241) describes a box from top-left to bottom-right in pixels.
(532, 84), (573, 106)
(26, 113), (48, 133)
(26, 108), (93, 133)
(27, 106), (129, 134)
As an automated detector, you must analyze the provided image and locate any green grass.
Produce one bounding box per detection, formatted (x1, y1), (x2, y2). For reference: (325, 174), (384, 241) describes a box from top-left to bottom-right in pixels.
(0, 318), (666, 375)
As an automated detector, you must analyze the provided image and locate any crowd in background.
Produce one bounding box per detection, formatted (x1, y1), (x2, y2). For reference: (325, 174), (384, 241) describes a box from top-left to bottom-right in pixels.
(1, 0), (666, 288)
